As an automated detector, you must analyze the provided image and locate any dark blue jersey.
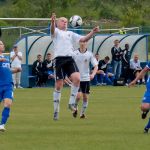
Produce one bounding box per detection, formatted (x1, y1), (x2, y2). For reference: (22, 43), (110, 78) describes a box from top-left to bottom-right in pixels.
(143, 62), (150, 97)
(0, 55), (13, 86)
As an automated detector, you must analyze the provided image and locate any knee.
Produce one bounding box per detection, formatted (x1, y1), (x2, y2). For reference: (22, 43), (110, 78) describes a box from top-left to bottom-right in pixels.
(4, 99), (12, 108)
(141, 104), (150, 111)
(55, 80), (63, 91)
(83, 94), (88, 101)
(71, 73), (80, 85)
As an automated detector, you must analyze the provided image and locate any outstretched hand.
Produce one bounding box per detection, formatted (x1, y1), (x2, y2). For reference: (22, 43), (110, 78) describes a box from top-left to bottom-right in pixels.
(128, 80), (136, 87)
(92, 26), (99, 33)
(51, 13), (56, 23)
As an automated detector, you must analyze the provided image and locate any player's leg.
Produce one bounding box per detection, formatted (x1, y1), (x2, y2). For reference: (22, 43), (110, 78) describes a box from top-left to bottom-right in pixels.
(75, 91), (81, 108)
(0, 85), (13, 131)
(79, 81), (90, 119)
(141, 96), (150, 133)
(53, 79), (63, 120)
(53, 58), (65, 120)
(73, 91), (82, 118)
(80, 93), (89, 119)
(141, 103), (150, 119)
(65, 58), (80, 112)
(68, 72), (80, 111)
(0, 98), (12, 131)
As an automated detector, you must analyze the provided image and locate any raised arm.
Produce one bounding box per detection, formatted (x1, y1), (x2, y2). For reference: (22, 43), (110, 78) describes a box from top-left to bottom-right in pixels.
(79, 26), (99, 42)
(50, 13), (56, 36)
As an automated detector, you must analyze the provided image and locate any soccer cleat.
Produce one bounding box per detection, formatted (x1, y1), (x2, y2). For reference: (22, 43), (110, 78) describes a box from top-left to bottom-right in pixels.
(0, 124), (5, 132)
(72, 109), (78, 118)
(144, 127), (149, 133)
(141, 110), (149, 119)
(80, 114), (86, 119)
(53, 112), (59, 121)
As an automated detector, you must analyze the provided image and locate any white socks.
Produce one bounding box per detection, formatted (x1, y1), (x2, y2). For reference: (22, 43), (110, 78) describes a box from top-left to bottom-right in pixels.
(80, 100), (88, 116)
(53, 90), (61, 113)
(69, 85), (79, 105)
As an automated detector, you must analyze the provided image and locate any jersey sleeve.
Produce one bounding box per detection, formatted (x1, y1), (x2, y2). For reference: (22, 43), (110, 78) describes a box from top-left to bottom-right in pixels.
(51, 27), (59, 38)
(18, 52), (22, 57)
(71, 32), (83, 44)
(90, 52), (98, 67)
(10, 52), (14, 58)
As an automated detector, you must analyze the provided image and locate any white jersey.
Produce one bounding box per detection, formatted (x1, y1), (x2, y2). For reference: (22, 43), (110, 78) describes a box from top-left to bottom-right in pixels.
(10, 51), (22, 68)
(72, 49), (98, 81)
(130, 59), (141, 70)
(52, 28), (83, 58)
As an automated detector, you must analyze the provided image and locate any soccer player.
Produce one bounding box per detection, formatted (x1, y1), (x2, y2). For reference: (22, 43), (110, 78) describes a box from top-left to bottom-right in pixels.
(129, 63), (150, 133)
(72, 41), (98, 118)
(0, 40), (21, 131)
(51, 13), (99, 120)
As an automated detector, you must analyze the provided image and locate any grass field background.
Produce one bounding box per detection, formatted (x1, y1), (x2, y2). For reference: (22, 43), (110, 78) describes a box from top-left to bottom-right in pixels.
(0, 86), (150, 150)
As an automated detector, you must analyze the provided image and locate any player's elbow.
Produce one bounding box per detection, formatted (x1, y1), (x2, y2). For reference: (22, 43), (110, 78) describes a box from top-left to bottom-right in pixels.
(79, 37), (87, 42)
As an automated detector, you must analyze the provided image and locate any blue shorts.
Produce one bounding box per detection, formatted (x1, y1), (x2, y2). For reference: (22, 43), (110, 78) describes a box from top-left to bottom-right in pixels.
(0, 84), (13, 102)
(142, 96), (150, 103)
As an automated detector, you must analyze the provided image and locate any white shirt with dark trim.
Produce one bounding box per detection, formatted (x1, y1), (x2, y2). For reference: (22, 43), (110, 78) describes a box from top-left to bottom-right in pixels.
(10, 51), (22, 68)
(72, 49), (98, 81)
(130, 59), (141, 70)
(51, 28), (83, 58)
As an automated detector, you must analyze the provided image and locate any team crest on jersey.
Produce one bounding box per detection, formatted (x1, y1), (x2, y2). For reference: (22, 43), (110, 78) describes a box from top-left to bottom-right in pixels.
(84, 59), (88, 63)
(67, 33), (71, 37)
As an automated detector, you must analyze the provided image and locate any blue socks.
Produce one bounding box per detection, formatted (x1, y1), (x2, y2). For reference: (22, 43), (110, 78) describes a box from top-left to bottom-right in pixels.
(145, 118), (150, 129)
(1, 107), (10, 125)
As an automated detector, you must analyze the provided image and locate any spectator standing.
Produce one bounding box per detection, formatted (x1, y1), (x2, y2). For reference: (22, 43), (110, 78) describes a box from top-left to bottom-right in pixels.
(121, 43), (131, 85)
(10, 45), (23, 88)
(111, 39), (123, 80)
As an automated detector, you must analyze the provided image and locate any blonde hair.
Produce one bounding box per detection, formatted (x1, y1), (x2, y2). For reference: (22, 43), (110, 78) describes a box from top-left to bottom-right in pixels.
(57, 17), (68, 24)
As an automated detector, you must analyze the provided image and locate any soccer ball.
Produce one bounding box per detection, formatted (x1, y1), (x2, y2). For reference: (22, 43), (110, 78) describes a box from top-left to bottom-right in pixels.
(69, 15), (82, 28)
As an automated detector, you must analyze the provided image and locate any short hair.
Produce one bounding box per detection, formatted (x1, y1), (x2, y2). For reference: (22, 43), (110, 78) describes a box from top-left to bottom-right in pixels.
(37, 54), (42, 57)
(114, 39), (119, 43)
(105, 56), (110, 60)
(57, 17), (68, 25)
(47, 53), (51, 55)
(13, 45), (18, 48)
(125, 43), (129, 47)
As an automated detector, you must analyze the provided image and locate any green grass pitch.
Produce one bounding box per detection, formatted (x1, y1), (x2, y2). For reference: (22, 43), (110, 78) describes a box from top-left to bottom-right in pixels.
(0, 86), (150, 150)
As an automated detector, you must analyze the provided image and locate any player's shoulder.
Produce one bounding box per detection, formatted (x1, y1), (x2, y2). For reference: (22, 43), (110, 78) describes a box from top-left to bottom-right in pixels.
(86, 50), (94, 57)
(73, 49), (80, 55)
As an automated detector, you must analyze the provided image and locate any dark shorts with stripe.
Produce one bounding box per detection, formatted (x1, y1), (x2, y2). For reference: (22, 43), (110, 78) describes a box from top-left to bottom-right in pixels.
(79, 81), (90, 94)
(53, 56), (79, 80)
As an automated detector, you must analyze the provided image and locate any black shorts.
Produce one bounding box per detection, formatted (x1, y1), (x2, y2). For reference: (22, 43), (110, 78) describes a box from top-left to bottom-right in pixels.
(53, 56), (79, 80)
(79, 81), (90, 94)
